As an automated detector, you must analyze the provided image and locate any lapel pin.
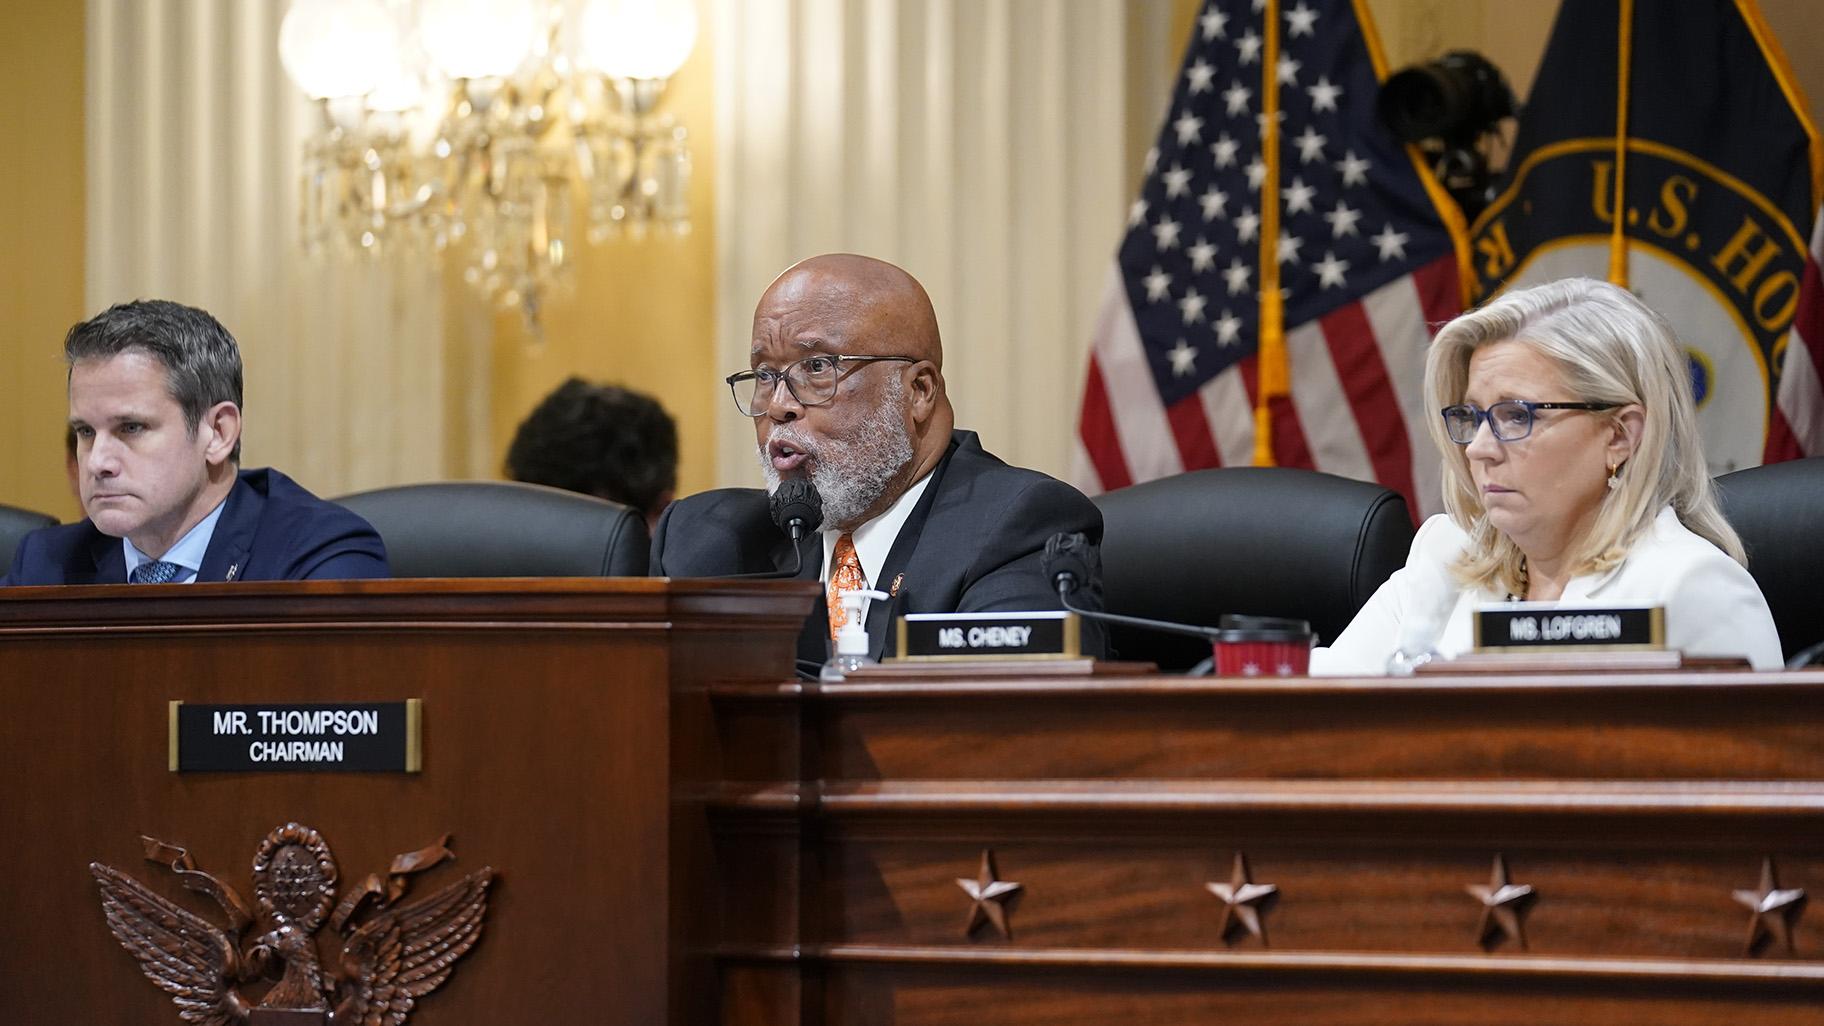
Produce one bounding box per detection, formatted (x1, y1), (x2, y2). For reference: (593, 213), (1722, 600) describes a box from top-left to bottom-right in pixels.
(891, 573), (904, 597)
(224, 563), (240, 582)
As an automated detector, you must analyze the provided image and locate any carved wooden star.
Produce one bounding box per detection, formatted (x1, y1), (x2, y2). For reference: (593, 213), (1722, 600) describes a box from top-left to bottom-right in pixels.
(1734, 857), (1806, 956)
(956, 850), (1021, 939)
(1466, 854), (1536, 951)
(1206, 852), (1278, 946)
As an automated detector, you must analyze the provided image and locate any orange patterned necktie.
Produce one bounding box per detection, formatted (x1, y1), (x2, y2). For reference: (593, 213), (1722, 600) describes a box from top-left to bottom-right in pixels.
(827, 532), (866, 638)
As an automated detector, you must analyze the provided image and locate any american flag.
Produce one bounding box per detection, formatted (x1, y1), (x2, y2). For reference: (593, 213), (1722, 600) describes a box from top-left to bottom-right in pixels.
(1073, 0), (1467, 519)
(1768, 204), (1824, 460)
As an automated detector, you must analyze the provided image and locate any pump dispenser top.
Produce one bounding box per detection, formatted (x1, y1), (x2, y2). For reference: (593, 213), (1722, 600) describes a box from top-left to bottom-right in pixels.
(824, 588), (889, 680)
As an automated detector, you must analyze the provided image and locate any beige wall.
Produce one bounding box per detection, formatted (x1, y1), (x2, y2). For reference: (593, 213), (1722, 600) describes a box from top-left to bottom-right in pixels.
(1365, 0), (1555, 101)
(1123, 2), (1208, 198)
(1366, 0), (1824, 126)
(1760, 0), (1824, 135)
(0, 1), (84, 520)
(9, 0), (1824, 511)
(480, 19), (719, 498)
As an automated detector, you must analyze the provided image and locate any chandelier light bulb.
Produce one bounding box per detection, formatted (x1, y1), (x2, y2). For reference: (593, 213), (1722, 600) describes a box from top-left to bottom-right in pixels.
(581, 0), (699, 82)
(285, 0), (695, 328)
(366, 47), (431, 114)
(279, 0), (399, 99)
(420, 0), (538, 80)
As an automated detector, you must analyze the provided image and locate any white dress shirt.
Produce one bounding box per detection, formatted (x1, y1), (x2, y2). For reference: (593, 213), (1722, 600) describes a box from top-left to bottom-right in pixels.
(1312, 506), (1784, 674)
(123, 497), (228, 584)
(819, 471), (936, 591)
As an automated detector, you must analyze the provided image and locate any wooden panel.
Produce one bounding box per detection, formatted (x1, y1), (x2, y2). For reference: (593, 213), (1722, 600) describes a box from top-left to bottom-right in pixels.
(710, 668), (1824, 1024)
(0, 578), (817, 1026)
(809, 675), (1824, 780)
(25, 631), (667, 1024)
(808, 961), (1824, 1026)
(805, 838), (1819, 958)
(8, 586), (1822, 1024)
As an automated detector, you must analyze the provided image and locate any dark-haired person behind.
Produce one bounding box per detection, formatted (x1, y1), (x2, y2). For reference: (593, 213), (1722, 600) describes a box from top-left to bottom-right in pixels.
(504, 377), (678, 529)
(1, 300), (389, 586)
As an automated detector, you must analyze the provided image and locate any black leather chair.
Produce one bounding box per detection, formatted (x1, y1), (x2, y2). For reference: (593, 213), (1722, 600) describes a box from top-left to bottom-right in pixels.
(1092, 467), (1415, 670)
(0, 503), (58, 579)
(1714, 458), (1823, 662)
(334, 481), (649, 578)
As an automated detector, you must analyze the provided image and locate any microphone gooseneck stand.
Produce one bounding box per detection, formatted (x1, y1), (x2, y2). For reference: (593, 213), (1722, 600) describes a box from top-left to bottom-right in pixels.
(1042, 531), (1223, 674)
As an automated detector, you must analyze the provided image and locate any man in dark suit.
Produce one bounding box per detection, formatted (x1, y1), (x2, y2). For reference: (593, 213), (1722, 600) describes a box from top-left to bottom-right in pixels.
(650, 253), (1105, 666)
(1, 300), (387, 586)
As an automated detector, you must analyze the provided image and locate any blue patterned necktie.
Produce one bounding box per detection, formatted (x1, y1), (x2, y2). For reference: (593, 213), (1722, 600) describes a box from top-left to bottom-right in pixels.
(130, 560), (183, 584)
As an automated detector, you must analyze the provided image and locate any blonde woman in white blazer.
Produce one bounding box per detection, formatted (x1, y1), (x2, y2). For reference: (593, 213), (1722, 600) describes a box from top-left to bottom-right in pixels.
(1313, 277), (1781, 674)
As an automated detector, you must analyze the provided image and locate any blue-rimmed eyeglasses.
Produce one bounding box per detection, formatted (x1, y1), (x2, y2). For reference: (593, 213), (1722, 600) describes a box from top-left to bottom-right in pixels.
(725, 354), (915, 416)
(1440, 400), (1619, 444)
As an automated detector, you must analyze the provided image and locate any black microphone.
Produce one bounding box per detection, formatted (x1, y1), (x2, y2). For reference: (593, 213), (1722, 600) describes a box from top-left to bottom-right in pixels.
(1042, 531), (1223, 643)
(767, 478), (823, 577)
(770, 478), (823, 540)
(717, 479), (825, 580)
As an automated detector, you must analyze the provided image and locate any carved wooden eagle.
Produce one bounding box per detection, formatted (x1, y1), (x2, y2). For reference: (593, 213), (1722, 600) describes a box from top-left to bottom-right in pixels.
(91, 824), (492, 1026)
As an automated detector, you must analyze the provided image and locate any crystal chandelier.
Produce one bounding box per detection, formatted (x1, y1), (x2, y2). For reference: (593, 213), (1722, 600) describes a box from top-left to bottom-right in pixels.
(278, 0), (698, 327)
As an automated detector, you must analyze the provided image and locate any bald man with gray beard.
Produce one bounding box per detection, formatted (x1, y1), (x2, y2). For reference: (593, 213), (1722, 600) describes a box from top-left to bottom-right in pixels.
(650, 253), (1107, 669)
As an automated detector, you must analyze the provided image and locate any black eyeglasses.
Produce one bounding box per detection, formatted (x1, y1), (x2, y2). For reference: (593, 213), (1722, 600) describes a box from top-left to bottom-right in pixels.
(1440, 400), (1619, 444)
(725, 354), (916, 416)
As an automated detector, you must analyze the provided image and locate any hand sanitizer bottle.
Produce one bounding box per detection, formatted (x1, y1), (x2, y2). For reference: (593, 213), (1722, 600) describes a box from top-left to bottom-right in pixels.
(822, 588), (889, 681)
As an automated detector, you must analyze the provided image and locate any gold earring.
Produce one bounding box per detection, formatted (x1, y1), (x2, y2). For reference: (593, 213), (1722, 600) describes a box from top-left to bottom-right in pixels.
(1606, 462), (1621, 490)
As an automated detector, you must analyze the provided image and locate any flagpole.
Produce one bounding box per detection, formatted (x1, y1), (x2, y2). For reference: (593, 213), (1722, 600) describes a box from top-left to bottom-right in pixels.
(1353, 0), (1474, 310)
(1607, 0), (1635, 287)
(1253, 0), (1286, 467)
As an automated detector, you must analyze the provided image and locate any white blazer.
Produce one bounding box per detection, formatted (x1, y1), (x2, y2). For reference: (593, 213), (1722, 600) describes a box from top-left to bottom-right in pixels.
(1311, 506), (1784, 674)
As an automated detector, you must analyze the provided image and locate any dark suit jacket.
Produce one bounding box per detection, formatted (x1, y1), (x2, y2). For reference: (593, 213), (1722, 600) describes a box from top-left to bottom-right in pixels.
(650, 429), (1107, 667)
(1, 468), (389, 586)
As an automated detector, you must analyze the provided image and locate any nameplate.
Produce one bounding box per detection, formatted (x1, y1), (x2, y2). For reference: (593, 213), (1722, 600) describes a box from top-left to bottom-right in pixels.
(1474, 604), (1664, 653)
(895, 611), (1080, 660)
(169, 700), (422, 773)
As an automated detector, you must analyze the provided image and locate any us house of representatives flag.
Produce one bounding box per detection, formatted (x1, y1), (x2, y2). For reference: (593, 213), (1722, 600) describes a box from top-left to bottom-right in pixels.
(1771, 204), (1824, 459)
(1469, 0), (1823, 472)
(1073, 0), (1468, 519)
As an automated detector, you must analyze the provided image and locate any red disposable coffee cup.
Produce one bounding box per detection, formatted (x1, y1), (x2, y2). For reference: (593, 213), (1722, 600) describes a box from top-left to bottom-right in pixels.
(1212, 615), (1313, 677)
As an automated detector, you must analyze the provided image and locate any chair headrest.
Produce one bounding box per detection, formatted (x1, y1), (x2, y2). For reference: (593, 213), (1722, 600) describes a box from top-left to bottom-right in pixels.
(1093, 467), (1414, 669)
(334, 481), (649, 578)
(0, 503), (58, 578)
(1715, 458), (1824, 661)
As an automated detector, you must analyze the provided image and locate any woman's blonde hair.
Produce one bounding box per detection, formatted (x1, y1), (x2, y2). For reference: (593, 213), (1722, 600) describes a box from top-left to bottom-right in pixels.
(1423, 277), (1743, 596)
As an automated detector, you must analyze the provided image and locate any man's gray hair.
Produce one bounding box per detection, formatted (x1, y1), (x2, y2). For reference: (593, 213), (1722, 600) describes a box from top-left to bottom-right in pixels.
(64, 299), (244, 462)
